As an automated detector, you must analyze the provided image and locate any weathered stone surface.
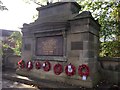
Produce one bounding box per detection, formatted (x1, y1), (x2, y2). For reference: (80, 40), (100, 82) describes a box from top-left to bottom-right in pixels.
(36, 2), (81, 19)
(21, 2), (101, 88)
(68, 33), (83, 41)
(83, 41), (95, 50)
(24, 44), (31, 51)
(82, 50), (94, 58)
(70, 21), (89, 34)
(71, 41), (83, 50)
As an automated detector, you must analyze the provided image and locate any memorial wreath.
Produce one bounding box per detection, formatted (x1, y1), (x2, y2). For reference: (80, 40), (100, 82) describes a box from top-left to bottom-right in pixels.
(54, 63), (63, 75)
(78, 64), (89, 77)
(18, 59), (25, 69)
(65, 63), (76, 76)
(42, 61), (51, 72)
(35, 61), (41, 69)
(26, 61), (33, 70)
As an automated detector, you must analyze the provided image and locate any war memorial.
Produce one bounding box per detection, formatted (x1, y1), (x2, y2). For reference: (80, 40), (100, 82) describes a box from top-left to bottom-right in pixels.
(17, 2), (102, 88)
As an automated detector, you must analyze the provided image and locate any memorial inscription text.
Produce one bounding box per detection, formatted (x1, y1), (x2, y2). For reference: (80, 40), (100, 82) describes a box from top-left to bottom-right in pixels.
(36, 36), (63, 56)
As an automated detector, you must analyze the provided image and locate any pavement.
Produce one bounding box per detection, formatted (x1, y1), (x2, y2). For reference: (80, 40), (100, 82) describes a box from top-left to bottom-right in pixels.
(2, 79), (38, 89)
(2, 69), (39, 90)
(2, 69), (120, 90)
(2, 69), (83, 88)
(2, 69), (80, 89)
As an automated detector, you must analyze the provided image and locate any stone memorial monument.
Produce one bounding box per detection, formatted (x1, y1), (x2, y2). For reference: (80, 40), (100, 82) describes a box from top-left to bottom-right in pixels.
(17, 2), (101, 88)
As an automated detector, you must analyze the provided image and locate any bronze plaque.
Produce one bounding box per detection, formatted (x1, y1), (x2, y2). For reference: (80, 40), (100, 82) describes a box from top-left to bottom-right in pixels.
(71, 42), (83, 50)
(36, 36), (63, 56)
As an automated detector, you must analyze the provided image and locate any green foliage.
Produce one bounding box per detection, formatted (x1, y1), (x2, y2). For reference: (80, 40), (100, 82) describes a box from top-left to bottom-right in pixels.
(2, 31), (22, 56)
(0, 0), (8, 11)
(100, 41), (120, 57)
(0, 40), (3, 55)
(22, 0), (48, 5)
(22, 0), (61, 6)
(77, 0), (120, 57)
(9, 32), (22, 56)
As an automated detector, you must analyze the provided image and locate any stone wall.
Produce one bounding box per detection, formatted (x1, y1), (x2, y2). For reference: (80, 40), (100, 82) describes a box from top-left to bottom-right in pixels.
(3, 55), (21, 69)
(99, 57), (120, 71)
(98, 57), (120, 84)
(0, 30), (2, 69)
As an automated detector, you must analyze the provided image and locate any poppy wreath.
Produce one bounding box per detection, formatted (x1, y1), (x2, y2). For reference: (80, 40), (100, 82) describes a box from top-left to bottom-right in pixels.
(35, 61), (41, 69)
(65, 63), (76, 76)
(78, 64), (89, 77)
(54, 63), (63, 75)
(42, 61), (51, 72)
(18, 59), (25, 69)
(26, 61), (33, 70)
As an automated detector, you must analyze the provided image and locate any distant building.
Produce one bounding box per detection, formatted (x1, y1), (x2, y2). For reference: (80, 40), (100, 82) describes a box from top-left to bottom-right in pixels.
(0, 29), (15, 41)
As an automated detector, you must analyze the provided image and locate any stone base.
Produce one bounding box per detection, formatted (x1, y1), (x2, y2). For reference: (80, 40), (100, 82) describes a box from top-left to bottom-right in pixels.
(16, 68), (100, 88)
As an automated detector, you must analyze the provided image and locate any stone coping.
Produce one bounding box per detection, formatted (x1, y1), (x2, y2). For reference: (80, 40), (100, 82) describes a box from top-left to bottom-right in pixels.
(36, 2), (81, 11)
(98, 57), (120, 62)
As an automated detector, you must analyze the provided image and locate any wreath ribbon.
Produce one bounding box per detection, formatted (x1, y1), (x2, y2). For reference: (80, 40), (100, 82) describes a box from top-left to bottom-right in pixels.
(18, 59), (25, 69)
(65, 63), (76, 76)
(35, 61), (41, 69)
(42, 61), (51, 72)
(26, 61), (33, 70)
